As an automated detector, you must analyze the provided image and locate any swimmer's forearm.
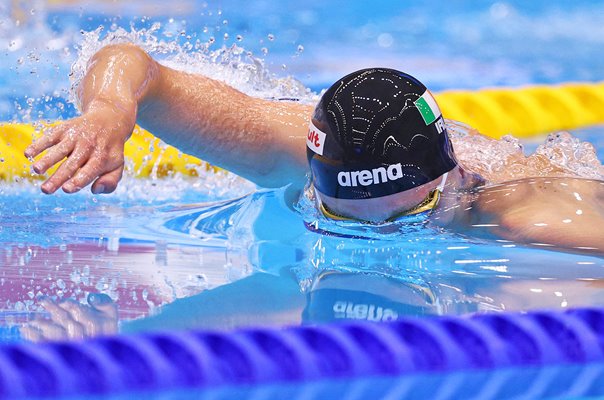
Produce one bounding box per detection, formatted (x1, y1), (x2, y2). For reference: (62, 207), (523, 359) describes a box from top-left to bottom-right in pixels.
(136, 63), (311, 188)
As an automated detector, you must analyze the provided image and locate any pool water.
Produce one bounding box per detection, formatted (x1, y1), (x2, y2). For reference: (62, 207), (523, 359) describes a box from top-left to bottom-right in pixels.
(2, 130), (603, 337)
(0, 0), (603, 344)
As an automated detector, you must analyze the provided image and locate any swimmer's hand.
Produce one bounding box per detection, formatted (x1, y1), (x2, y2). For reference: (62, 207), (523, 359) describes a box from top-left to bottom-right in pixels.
(24, 101), (134, 194)
(20, 293), (118, 342)
(25, 98), (136, 194)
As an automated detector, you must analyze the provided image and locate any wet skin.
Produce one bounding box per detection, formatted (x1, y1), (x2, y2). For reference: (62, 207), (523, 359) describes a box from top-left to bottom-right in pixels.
(454, 177), (604, 254)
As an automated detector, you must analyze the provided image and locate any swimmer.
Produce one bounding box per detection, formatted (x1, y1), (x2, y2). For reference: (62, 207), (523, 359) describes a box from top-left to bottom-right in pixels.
(24, 44), (604, 254)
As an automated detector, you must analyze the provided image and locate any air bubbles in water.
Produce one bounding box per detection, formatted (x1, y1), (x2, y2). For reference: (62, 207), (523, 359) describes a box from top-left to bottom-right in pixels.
(267, 33), (275, 41)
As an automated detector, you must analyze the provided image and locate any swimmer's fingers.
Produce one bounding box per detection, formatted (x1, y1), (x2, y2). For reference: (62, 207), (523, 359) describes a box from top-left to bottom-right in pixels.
(39, 298), (71, 321)
(58, 300), (98, 336)
(30, 136), (75, 176)
(22, 319), (69, 341)
(24, 125), (65, 159)
(41, 144), (91, 194)
(39, 299), (86, 339)
(57, 299), (86, 319)
(91, 166), (124, 194)
(20, 324), (43, 342)
(65, 153), (124, 195)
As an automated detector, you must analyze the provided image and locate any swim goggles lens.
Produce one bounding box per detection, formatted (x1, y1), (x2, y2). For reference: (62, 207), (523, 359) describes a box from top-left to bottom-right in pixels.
(319, 189), (441, 223)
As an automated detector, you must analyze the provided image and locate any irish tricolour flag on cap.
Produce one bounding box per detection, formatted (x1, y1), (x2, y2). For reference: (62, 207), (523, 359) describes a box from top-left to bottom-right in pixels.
(414, 90), (442, 125)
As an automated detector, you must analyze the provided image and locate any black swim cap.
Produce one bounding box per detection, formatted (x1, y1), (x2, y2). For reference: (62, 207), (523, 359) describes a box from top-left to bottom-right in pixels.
(307, 68), (457, 200)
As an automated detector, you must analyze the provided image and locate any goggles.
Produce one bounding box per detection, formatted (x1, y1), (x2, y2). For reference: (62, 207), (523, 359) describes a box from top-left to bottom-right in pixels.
(318, 172), (448, 224)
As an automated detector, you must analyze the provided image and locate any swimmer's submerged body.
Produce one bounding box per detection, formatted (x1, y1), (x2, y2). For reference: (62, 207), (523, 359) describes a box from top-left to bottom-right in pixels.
(23, 44), (604, 255)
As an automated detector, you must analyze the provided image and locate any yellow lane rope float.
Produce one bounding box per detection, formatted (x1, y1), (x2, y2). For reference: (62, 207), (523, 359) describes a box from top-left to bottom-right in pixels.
(436, 81), (604, 137)
(1, 81), (603, 181)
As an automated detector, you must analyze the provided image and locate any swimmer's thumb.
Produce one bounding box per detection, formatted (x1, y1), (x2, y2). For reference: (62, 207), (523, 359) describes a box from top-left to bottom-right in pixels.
(87, 293), (117, 316)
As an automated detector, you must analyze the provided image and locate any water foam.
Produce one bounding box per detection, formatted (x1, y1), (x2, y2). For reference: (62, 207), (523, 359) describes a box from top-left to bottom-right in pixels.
(446, 119), (603, 182)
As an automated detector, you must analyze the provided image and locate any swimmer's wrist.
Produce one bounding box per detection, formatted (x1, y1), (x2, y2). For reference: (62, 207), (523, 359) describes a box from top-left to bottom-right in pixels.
(83, 98), (137, 133)
(84, 97), (136, 117)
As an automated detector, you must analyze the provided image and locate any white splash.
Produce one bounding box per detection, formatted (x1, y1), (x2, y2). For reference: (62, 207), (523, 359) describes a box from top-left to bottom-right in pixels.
(446, 119), (603, 182)
(69, 24), (318, 110)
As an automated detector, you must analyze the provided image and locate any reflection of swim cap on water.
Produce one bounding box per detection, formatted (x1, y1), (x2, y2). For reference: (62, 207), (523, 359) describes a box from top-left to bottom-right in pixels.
(302, 271), (438, 323)
(307, 68), (457, 200)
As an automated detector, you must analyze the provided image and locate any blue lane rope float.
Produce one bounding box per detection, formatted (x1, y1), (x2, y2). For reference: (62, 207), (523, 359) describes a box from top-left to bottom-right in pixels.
(0, 307), (602, 398)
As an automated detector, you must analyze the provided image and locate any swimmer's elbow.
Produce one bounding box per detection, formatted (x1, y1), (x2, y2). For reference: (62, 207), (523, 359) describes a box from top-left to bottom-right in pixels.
(92, 43), (150, 62)
(89, 44), (158, 80)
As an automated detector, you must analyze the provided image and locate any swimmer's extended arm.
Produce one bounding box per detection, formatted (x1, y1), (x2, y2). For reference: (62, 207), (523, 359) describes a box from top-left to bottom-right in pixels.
(461, 177), (604, 255)
(25, 44), (311, 194)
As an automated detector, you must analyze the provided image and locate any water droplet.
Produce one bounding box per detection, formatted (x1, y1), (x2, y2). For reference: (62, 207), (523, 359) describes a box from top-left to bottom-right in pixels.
(236, 34), (243, 42)
(261, 47), (268, 55)
(297, 44), (304, 53)
(223, 33), (229, 40)
(222, 19), (228, 25)
(70, 269), (81, 284)
(267, 33), (275, 41)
